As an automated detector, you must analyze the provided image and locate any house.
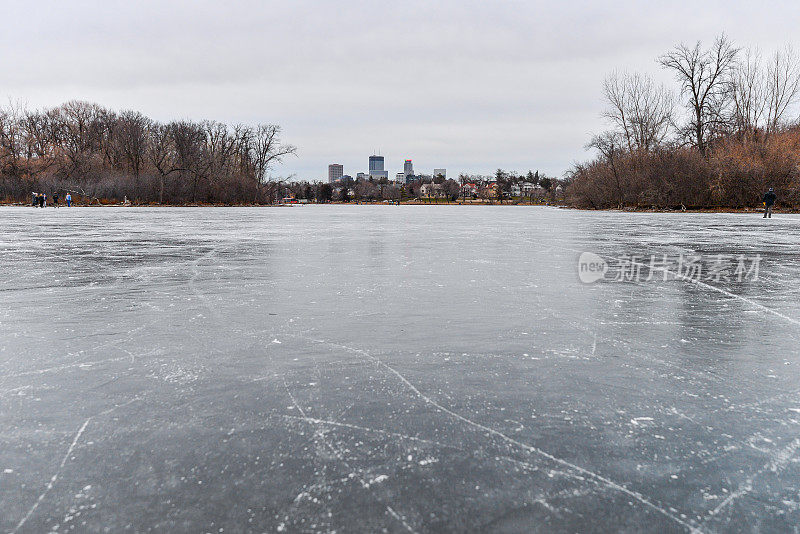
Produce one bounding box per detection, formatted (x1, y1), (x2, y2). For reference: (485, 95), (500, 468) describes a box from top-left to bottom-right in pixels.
(511, 182), (539, 197)
(459, 183), (478, 198)
(460, 183), (478, 198)
(420, 183), (447, 198)
(479, 183), (499, 199)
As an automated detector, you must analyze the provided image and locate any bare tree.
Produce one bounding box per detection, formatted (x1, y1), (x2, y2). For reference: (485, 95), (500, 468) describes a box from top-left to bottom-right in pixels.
(117, 111), (152, 179)
(602, 72), (674, 152)
(52, 101), (106, 176)
(730, 47), (767, 137)
(0, 100), (298, 205)
(147, 123), (178, 204)
(765, 45), (800, 134)
(232, 124), (255, 177)
(203, 121), (240, 192)
(169, 121), (208, 202)
(21, 108), (58, 175)
(587, 131), (626, 207)
(0, 101), (27, 178)
(248, 124), (297, 202)
(494, 169), (509, 204)
(572, 38), (800, 210)
(659, 34), (739, 155)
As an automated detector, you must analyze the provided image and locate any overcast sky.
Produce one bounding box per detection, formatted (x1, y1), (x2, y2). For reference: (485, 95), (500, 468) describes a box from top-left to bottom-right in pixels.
(2, 1), (799, 180)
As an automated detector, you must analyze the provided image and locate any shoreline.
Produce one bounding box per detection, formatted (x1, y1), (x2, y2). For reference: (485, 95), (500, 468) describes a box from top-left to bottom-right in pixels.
(1, 201), (796, 213)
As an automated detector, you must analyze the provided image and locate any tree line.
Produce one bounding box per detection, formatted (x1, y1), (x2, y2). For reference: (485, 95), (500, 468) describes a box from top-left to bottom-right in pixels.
(0, 100), (296, 204)
(567, 35), (800, 209)
(266, 169), (564, 205)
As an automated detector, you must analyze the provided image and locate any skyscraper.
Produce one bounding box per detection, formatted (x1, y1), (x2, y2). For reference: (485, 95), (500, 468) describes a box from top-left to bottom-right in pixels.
(328, 164), (343, 183)
(368, 155), (388, 179)
(369, 155), (384, 172)
(404, 159), (414, 177)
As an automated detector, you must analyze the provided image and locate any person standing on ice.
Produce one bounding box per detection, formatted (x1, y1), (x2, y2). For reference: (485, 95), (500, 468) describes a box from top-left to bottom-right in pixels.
(763, 188), (777, 218)
(66, 192), (72, 207)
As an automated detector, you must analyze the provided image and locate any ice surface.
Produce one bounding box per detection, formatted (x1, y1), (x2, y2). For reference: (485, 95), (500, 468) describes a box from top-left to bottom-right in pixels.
(2, 206), (800, 533)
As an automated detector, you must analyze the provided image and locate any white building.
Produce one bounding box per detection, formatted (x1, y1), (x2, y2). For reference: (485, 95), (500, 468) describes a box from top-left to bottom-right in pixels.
(511, 183), (540, 196)
(395, 172), (406, 184)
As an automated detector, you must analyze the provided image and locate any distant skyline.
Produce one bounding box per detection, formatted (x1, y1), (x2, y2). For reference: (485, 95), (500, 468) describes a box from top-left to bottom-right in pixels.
(3, 1), (800, 180)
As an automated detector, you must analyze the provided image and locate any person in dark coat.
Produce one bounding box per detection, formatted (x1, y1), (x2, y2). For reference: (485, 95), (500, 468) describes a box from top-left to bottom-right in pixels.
(763, 188), (777, 218)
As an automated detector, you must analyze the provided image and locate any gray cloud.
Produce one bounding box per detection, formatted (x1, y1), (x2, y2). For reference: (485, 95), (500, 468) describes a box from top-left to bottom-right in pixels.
(2, 0), (799, 179)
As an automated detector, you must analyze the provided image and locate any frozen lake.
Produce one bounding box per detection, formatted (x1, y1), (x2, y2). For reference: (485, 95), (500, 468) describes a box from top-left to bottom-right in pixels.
(2, 206), (800, 533)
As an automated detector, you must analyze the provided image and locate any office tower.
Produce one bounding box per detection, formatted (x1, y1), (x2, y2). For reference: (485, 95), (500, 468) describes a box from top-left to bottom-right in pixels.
(404, 159), (414, 177)
(369, 155), (387, 179)
(369, 155), (384, 172)
(328, 164), (343, 183)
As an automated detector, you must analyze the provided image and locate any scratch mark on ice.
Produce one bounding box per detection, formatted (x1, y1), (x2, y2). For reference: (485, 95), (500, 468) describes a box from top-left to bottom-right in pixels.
(281, 414), (459, 450)
(280, 376), (418, 533)
(2, 357), (129, 379)
(703, 438), (800, 524)
(313, 338), (703, 534)
(12, 418), (91, 534)
(11, 396), (139, 533)
(611, 253), (800, 328)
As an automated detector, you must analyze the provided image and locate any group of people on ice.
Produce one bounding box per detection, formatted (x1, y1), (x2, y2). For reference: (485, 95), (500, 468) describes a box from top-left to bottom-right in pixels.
(31, 192), (72, 207)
